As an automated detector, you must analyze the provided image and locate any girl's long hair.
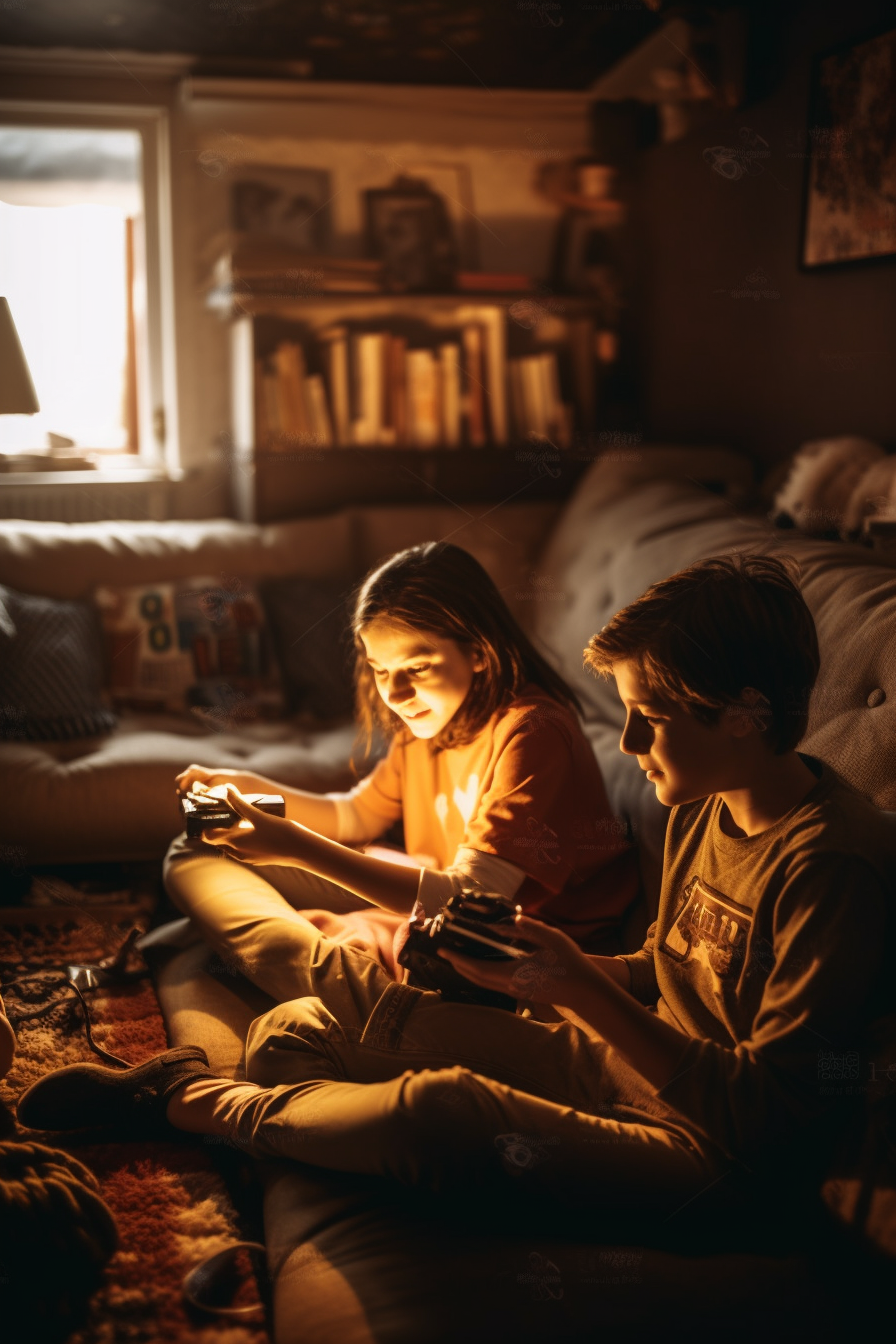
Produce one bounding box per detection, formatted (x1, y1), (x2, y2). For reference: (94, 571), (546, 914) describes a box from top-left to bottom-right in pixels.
(351, 542), (581, 750)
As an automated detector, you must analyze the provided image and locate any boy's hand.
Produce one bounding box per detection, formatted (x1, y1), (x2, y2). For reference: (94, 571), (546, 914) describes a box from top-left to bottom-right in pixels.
(438, 914), (592, 1007)
(200, 785), (298, 867)
(175, 763), (260, 796)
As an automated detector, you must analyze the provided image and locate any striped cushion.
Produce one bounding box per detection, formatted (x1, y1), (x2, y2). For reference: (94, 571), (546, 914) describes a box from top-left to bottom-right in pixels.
(0, 585), (116, 741)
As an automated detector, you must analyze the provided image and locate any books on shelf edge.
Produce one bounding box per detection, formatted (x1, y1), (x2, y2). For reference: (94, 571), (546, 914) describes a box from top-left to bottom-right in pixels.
(272, 342), (311, 440)
(305, 374), (334, 448)
(460, 324), (486, 448)
(319, 325), (351, 447)
(439, 342), (462, 448)
(456, 305), (507, 445)
(386, 333), (408, 448)
(351, 332), (385, 447)
(405, 349), (441, 449)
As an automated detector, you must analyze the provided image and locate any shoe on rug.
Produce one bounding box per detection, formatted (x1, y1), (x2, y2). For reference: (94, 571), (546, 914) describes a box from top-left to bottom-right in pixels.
(17, 1045), (213, 1134)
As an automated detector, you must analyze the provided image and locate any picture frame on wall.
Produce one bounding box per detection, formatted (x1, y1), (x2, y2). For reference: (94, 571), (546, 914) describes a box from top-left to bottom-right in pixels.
(801, 26), (896, 268)
(231, 166), (333, 253)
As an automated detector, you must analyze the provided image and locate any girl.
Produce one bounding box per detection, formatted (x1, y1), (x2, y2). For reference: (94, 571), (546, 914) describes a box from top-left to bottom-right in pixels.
(163, 542), (637, 1003)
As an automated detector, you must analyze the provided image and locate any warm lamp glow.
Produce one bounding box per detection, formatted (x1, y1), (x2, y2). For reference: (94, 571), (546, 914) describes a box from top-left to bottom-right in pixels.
(0, 296), (40, 414)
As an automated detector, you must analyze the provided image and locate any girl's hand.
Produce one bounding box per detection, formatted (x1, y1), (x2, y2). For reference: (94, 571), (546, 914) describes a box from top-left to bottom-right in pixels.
(175, 763), (261, 796)
(200, 785), (301, 867)
(438, 914), (592, 1007)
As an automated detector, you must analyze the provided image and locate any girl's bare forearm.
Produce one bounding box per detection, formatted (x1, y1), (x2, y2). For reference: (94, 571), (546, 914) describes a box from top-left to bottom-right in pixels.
(281, 823), (420, 914)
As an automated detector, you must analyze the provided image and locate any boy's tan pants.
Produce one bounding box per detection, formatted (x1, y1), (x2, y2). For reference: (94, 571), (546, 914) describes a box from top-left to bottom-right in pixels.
(163, 834), (725, 1212)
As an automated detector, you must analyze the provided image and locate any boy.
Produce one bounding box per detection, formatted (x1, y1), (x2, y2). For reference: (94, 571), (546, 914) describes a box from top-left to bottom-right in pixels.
(18, 555), (894, 1221)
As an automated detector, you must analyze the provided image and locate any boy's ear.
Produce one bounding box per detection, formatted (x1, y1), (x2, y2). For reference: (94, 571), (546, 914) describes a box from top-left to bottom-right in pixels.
(725, 687), (772, 737)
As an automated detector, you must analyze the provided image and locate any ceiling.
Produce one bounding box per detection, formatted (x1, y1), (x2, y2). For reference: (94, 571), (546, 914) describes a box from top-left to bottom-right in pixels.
(0, 0), (671, 90)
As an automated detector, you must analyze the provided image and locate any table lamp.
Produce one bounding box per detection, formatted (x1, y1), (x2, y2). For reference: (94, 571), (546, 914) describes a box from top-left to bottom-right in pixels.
(0, 297), (40, 416)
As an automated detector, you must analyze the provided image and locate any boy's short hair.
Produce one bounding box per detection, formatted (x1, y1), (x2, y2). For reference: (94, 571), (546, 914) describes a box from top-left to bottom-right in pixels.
(584, 553), (820, 754)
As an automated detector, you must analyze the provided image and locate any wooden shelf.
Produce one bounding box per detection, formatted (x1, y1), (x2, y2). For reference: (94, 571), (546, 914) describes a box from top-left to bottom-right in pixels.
(231, 446), (592, 522)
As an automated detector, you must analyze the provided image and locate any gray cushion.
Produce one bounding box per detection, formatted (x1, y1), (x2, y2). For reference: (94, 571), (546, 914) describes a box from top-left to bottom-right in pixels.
(0, 585), (116, 741)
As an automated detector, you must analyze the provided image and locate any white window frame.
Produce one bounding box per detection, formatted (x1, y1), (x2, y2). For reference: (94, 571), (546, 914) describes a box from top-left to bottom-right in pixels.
(0, 99), (179, 472)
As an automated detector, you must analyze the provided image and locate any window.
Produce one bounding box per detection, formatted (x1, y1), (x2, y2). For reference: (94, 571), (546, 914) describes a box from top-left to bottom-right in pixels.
(0, 106), (177, 469)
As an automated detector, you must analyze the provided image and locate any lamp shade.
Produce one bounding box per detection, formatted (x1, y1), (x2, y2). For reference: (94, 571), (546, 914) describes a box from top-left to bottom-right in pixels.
(0, 297), (40, 414)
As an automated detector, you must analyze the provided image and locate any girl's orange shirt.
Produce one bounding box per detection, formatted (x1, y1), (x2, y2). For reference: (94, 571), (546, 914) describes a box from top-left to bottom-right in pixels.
(348, 685), (639, 937)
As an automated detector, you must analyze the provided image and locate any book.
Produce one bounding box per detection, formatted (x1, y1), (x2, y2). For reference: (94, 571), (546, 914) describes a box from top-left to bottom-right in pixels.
(305, 373), (334, 448)
(406, 349), (441, 448)
(319, 325), (350, 446)
(439, 342), (462, 447)
(457, 305), (507, 445)
(460, 324), (486, 448)
(387, 333), (408, 447)
(261, 366), (282, 441)
(272, 342), (311, 443)
(351, 332), (385, 446)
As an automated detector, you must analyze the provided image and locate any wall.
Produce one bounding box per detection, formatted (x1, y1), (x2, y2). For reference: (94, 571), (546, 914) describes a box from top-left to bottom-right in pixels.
(627, 0), (896, 469)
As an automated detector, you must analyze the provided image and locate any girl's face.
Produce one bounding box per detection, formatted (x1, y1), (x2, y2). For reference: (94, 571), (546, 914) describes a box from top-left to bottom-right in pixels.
(361, 619), (485, 740)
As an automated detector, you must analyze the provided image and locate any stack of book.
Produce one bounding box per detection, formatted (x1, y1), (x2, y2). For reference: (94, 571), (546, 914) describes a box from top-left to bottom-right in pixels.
(254, 321), (578, 451)
(207, 237), (385, 310)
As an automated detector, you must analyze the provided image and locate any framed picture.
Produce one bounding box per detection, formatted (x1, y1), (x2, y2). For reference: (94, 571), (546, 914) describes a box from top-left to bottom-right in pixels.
(401, 161), (480, 270)
(801, 26), (896, 268)
(231, 167), (333, 253)
(363, 175), (458, 292)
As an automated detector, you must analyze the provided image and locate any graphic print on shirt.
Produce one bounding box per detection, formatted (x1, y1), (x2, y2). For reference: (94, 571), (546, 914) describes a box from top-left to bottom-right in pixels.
(434, 773), (480, 829)
(661, 875), (752, 977)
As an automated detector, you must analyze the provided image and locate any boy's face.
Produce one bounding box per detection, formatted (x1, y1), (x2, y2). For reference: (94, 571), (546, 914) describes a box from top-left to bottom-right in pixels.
(362, 619), (485, 739)
(613, 659), (743, 807)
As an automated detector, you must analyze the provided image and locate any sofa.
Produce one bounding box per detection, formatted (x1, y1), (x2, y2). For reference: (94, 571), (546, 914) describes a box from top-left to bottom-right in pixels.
(4, 445), (894, 1340)
(0, 500), (558, 870)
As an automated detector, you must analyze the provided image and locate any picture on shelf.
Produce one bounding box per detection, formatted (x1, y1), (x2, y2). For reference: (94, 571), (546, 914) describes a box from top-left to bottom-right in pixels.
(400, 161), (481, 271)
(231, 166), (334, 253)
(363, 175), (459, 292)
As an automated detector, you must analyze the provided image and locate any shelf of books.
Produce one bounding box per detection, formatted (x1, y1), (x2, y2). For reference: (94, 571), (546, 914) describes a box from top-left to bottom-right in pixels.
(224, 291), (616, 522)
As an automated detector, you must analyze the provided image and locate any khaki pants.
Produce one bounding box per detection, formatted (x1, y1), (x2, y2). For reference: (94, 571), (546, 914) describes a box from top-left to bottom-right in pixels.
(163, 835), (726, 1212)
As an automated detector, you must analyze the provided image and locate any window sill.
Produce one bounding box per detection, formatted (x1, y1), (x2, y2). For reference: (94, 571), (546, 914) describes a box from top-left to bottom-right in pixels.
(0, 466), (182, 486)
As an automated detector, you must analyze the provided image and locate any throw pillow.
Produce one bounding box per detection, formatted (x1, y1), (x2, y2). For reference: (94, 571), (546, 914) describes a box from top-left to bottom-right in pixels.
(0, 585), (117, 741)
(259, 573), (356, 721)
(95, 576), (284, 722)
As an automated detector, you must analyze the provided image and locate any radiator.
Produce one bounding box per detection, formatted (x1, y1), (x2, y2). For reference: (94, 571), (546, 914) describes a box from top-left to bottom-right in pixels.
(0, 476), (172, 522)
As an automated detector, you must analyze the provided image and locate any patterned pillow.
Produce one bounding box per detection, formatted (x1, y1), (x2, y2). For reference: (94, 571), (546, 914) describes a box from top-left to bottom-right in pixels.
(0, 585), (117, 741)
(95, 577), (284, 723)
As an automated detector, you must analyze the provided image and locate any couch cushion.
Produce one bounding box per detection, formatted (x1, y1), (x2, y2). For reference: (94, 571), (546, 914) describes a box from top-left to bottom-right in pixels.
(0, 513), (355, 600)
(0, 584), (117, 741)
(95, 574), (284, 718)
(531, 458), (896, 912)
(0, 715), (363, 866)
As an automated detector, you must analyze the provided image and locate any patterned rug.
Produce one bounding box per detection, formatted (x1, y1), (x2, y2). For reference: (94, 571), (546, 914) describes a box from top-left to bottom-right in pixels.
(0, 904), (269, 1344)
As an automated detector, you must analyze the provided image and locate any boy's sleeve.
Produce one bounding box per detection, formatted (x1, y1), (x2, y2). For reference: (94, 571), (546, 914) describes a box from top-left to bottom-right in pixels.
(655, 854), (890, 1165)
(616, 923), (659, 1004)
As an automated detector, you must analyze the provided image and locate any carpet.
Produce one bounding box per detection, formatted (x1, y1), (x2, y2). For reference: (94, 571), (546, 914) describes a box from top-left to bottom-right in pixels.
(0, 904), (269, 1344)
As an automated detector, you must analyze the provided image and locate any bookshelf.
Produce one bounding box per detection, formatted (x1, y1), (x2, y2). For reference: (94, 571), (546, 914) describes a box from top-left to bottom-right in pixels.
(219, 288), (618, 523)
